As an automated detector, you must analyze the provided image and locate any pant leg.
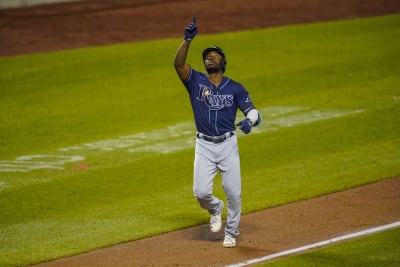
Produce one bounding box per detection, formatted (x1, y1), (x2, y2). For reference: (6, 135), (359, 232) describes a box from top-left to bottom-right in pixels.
(193, 139), (223, 216)
(218, 136), (241, 237)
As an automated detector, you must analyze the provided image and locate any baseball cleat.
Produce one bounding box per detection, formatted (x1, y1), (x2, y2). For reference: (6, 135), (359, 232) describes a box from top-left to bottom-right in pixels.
(210, 201), (223, 233)
(223, 235), (237, 248)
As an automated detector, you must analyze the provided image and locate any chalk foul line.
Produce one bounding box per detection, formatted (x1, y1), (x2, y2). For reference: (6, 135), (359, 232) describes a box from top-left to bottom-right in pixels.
(226, 221), (400, 267)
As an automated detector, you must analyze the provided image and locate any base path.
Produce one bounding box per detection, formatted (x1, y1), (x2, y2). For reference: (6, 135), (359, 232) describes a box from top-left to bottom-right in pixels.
(32, 177), (400, 267)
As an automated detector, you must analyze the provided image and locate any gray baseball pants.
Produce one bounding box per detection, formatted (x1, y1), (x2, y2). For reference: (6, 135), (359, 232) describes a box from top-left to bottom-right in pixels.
(193, 133), (241, 237)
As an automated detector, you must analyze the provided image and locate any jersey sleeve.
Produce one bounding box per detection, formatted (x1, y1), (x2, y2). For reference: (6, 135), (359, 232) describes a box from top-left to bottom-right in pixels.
(182, 67), (197, 94)
(236, 84), (256, 115)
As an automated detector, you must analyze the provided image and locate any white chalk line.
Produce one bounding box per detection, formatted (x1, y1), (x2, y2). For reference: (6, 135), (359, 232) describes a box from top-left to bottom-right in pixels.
(226, 221), (400, 267)
(0, 106), (364, 173)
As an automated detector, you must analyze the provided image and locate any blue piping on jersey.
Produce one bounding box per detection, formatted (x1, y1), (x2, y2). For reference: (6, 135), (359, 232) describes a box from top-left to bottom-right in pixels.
(214, 90), (219, 135)
(215, 79), (229, 135)
(208, 78), (230, 136)
(215, 111), (219, 135)
(185, 68), (193, 82)
(219, 78), (230, 90)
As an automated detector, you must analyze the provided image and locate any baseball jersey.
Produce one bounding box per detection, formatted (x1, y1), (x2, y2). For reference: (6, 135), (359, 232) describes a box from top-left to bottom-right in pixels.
(183, 67), (256, 136)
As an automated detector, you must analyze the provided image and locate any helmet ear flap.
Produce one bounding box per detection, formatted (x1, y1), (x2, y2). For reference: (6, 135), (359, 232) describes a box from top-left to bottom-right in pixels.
(220, 57), (227, 73)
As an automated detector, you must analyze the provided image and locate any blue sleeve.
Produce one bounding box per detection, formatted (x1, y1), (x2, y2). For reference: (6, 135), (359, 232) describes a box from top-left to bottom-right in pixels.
(183, 67), (196, 93)
(236, 85), (256, 115)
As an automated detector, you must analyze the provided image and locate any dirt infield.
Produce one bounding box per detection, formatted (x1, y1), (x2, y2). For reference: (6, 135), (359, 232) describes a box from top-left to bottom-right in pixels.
(32, 177), (400, 267)
(1, 0), (400, 56)
(1, 0), (399, 266)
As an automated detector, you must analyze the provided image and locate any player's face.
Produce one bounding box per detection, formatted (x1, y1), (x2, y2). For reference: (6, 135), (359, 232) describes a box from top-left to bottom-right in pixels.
(204, 52), (223, 74)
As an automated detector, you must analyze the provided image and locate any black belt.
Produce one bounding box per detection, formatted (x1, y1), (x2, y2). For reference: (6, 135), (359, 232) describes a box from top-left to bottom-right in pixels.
(196, 132), (235, 144)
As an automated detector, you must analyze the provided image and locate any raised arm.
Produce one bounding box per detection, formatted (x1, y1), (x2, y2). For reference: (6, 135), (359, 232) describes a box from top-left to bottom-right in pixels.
(174, 40), (192, 81)
(174, 17), (197, 81)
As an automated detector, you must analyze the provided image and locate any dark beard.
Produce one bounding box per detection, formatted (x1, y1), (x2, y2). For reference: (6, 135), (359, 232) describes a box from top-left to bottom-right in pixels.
(206, 65), (222, 74)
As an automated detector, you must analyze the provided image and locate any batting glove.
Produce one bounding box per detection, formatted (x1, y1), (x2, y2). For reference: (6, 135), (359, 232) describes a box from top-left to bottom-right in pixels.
(184, 17), (197, 42)
(236, 118), (252, 134)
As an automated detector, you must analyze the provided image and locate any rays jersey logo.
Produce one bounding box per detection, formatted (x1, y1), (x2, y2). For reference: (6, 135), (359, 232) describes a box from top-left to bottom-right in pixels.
(196, 84), (234, 110)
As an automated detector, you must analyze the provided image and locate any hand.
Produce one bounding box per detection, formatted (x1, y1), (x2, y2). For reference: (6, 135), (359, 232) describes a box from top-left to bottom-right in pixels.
(184, 17), (197, 42)
(236, 118), (252, 134)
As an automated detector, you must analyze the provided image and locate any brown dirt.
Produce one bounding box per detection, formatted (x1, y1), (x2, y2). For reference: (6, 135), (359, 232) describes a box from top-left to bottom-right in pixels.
(1, 0), (400, 56)
(33, 177), (400, 267)
(1, 0), (399, 266)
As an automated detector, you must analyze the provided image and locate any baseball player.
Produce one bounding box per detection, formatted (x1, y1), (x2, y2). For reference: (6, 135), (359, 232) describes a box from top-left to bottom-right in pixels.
(173, 17), (261, 248)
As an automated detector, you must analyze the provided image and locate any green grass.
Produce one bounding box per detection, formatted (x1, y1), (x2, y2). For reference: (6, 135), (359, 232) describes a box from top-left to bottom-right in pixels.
(0, 14), (399, 266)
(260, 227), (400, 267)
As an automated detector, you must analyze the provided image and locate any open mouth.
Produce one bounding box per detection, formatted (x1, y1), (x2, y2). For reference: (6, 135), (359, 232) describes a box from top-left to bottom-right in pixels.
(206, 61), (216, 67)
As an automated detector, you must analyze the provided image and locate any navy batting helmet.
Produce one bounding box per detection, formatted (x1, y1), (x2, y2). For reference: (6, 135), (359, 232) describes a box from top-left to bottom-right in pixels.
(202, 46), (227, 73)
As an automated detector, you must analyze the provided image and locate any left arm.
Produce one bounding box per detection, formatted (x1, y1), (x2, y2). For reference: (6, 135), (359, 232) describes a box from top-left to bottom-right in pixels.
(236, 108), (262, 134)
(236, 89), (262, 134)
(246, 109), (262, 127)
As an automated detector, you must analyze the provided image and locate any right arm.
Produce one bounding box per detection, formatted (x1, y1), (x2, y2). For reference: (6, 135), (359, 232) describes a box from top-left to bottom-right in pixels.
(174, 17), (197, 81)
(174, 40), (192, 81)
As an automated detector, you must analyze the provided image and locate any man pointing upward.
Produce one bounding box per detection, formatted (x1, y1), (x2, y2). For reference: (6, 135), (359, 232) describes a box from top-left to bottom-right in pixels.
(174, 17), (262, 248)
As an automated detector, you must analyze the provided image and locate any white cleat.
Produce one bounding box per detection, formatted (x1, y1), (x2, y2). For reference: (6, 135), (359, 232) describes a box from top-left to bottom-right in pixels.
(223, 235), (237, 248)
(210, 201), (223, 233)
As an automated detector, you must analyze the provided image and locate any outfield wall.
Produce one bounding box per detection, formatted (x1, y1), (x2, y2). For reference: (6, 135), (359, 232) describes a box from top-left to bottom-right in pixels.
(0, 0), (82, 9)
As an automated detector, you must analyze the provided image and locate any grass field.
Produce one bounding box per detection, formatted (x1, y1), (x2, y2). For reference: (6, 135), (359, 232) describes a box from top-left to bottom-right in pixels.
(0, 14), (399, 266)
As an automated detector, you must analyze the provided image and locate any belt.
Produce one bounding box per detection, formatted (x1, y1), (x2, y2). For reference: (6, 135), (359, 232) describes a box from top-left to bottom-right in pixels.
(196, 132), (235, 144)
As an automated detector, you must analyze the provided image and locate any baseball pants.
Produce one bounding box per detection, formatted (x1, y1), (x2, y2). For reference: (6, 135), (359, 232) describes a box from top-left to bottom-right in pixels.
(193, 134), (241, 237)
